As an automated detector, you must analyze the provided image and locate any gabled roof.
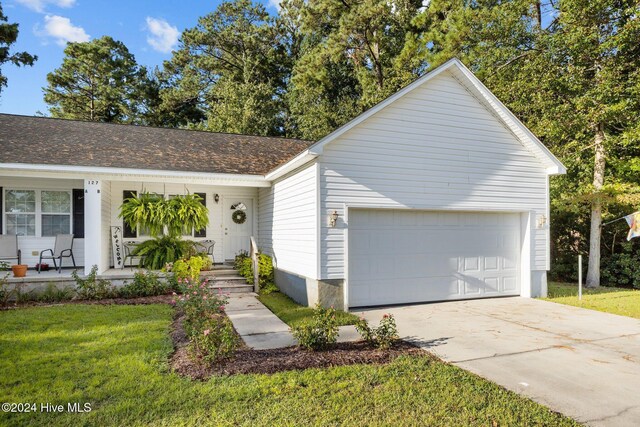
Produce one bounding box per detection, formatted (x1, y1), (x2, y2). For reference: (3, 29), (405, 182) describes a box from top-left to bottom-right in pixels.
(268, 58), (565, 180)
(0, 114), (313, 176)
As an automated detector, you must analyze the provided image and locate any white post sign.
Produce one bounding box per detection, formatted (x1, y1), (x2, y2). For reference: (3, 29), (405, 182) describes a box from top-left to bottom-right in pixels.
(111, 226), (124, 269)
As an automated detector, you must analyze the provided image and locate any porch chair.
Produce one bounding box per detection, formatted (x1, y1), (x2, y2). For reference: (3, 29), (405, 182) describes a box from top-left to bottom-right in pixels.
(195, 240), (216, 259)
(38, 234), (76, 273)
(123, 241), (146, 268)
(0, 235), (21, 265)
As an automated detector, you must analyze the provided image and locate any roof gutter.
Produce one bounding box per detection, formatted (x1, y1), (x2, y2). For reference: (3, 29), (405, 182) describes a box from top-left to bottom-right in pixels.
(264, 150), (318, 181)
(0, 163), (271, 187)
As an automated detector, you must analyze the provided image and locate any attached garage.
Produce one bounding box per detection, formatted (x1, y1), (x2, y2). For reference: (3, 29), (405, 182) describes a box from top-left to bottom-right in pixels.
(348, 209), (523, 307)
(259, 59), (565, 310)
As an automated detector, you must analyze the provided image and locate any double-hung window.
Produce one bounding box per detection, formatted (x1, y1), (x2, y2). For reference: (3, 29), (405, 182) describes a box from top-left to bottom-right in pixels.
(5, 190), (36, 236)
(40, 191), (72, 236)
(3, 189), (72, 236)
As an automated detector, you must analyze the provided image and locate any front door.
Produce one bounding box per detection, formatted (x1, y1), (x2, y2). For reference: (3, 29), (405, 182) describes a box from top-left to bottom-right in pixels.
(223, 198), (253, 261)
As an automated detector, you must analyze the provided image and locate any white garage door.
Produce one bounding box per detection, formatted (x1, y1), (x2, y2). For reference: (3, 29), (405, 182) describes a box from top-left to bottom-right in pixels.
(348, 209), (522, 307)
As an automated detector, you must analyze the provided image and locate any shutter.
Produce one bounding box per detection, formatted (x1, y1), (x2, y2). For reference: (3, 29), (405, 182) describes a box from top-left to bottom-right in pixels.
(0, 187), (3, 234)
(123, 190), (137, 238)
(194, 192), (207, 238)
(72, 189), (85, 238)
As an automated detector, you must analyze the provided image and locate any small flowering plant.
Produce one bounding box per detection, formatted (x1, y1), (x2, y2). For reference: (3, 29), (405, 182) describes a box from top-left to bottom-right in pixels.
(355, 313), (398, 350)
(290, 304), (339, 351)
(190, 314), (239, 363)
(173, 277), (229, 337)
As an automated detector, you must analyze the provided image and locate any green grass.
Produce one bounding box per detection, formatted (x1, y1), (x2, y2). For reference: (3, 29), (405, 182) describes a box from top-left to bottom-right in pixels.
(546, 282), (640, 319)
(257, 291), (360, 327)
(0, 304), (577, 426)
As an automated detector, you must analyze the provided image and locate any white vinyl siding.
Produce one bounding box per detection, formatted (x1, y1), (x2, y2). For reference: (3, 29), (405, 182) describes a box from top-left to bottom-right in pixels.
(319, 70), (549, 279)
(258, 162), (317, 279)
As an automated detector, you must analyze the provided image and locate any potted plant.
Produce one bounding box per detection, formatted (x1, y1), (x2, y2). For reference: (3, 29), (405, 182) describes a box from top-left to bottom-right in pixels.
(35, 263), (50, 271)
(11, 264), (28, 278)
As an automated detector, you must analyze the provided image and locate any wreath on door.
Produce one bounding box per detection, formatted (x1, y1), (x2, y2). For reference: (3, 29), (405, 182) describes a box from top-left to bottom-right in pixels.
(232, 209), (247, 224)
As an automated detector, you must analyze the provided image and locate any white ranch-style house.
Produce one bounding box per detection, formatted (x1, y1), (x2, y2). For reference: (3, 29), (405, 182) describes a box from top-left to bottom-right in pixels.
(0, 59), (565, 309)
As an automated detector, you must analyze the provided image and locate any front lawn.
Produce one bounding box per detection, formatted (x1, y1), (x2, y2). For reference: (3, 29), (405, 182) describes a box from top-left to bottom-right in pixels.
(546, 282), (640, 319)
(258, 291), (360, 327)
(0, 304), (577, 426)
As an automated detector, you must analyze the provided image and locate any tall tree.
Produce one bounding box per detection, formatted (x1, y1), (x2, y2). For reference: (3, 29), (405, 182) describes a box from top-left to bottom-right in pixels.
(159, 0), (287, 135)
(43, 36), (152, 123)
(404, 0), (640, 287)
(0, 3), (36, 95)
(287, 0), (422, 139)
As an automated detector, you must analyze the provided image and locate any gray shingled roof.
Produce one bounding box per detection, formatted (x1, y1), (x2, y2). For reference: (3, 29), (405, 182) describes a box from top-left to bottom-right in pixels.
(0, 114), (313, 175)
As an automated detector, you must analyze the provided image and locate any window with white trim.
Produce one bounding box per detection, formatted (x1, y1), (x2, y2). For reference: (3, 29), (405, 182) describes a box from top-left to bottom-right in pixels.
(41, 191), (71, 236)
(3, 189), (72, 237)
(5, 190), (36, 236)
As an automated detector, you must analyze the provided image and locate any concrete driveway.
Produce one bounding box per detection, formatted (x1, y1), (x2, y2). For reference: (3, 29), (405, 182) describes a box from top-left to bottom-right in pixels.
(355, 297), (640, 426)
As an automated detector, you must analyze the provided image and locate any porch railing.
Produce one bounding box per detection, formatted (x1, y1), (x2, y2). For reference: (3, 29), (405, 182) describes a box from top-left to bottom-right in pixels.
(249, 236), (259, 293)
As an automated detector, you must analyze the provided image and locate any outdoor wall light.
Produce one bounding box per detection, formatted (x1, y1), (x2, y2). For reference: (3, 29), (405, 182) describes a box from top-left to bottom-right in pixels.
(329, 210), (339, 228)
(537, 214), (547, 228)
(214, 194), (220, 203)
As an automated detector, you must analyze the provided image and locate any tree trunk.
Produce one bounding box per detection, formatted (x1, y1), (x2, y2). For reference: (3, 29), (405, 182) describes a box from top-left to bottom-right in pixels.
(533, 1), (542, 27)
(586, 123), (606, 288)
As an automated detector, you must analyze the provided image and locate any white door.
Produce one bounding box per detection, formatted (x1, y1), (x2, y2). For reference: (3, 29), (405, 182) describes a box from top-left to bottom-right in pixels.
(223, 198), (253, 261)
(348, 209), (521, 307)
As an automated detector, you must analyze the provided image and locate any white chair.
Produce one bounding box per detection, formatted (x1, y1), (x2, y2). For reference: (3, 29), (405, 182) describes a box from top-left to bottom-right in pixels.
(38, 234), (76, 273)
(0, 235), (21, 265)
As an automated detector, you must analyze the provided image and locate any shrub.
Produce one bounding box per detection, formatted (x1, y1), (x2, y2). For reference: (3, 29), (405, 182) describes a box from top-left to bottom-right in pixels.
(0, 261), (12, 306)
(170, 255), (207, 281)
(197, 253), (213, 271)
(33, 283), (75, 303)
(239, 253), (276, 293)
(234, 250), (248, 270)
(174, 277), (229, 337)
(189, 314), (239, 363)
(601, 243), (640, 289)
(355, 314), (399, 349)
(291, 305), (339, 351)
(73, 266), (115, 300)
(133, 236), (196, 270)
(118, 271), (169, 298)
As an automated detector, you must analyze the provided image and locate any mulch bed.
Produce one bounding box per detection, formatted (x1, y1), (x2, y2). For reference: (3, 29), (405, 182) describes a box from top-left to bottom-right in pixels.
(169, 311), (425, 379)
(2, 294), (174, 310)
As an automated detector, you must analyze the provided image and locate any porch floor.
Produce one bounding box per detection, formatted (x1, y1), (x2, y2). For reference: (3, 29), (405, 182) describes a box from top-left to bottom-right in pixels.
(6, 267), (143, 283)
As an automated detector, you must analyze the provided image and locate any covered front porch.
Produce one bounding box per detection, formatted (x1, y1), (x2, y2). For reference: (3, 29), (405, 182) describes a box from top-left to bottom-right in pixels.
(1, 169), (266, 277)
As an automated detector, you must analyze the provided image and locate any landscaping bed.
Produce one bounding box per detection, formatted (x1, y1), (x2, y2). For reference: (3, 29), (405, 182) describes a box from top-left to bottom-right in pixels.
(169, 310), (423, 379)
(2, 294), (174, 309)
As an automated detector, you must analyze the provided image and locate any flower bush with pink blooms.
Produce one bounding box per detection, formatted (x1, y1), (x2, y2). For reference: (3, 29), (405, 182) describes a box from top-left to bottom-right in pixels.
(190, 314), (238, 363)
(173, 277), (238, 362)
(354, 314), (399, 350)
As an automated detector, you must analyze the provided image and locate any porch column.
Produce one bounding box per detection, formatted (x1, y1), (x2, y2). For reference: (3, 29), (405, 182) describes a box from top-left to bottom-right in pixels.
(84, 179), (104, 275)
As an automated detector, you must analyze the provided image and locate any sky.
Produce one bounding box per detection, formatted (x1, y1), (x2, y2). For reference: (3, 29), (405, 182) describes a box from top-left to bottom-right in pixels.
(0, 0), (279, 116)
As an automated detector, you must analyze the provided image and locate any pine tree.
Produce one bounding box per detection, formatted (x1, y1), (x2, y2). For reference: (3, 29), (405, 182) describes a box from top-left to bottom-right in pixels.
(0, 3), (36, 95)
(43, 36), (152, 124)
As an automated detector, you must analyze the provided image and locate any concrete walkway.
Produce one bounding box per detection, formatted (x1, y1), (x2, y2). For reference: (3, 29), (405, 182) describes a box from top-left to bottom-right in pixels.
(355, 297), (640, 427)
(226, 294), (359, 350)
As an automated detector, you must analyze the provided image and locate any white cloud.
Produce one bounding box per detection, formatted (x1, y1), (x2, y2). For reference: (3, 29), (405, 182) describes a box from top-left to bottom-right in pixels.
(145, 17), (179, 54)
(42, 15), (90, 46)
(17, 0), (76, 13)
(267, 0), (281, 12)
